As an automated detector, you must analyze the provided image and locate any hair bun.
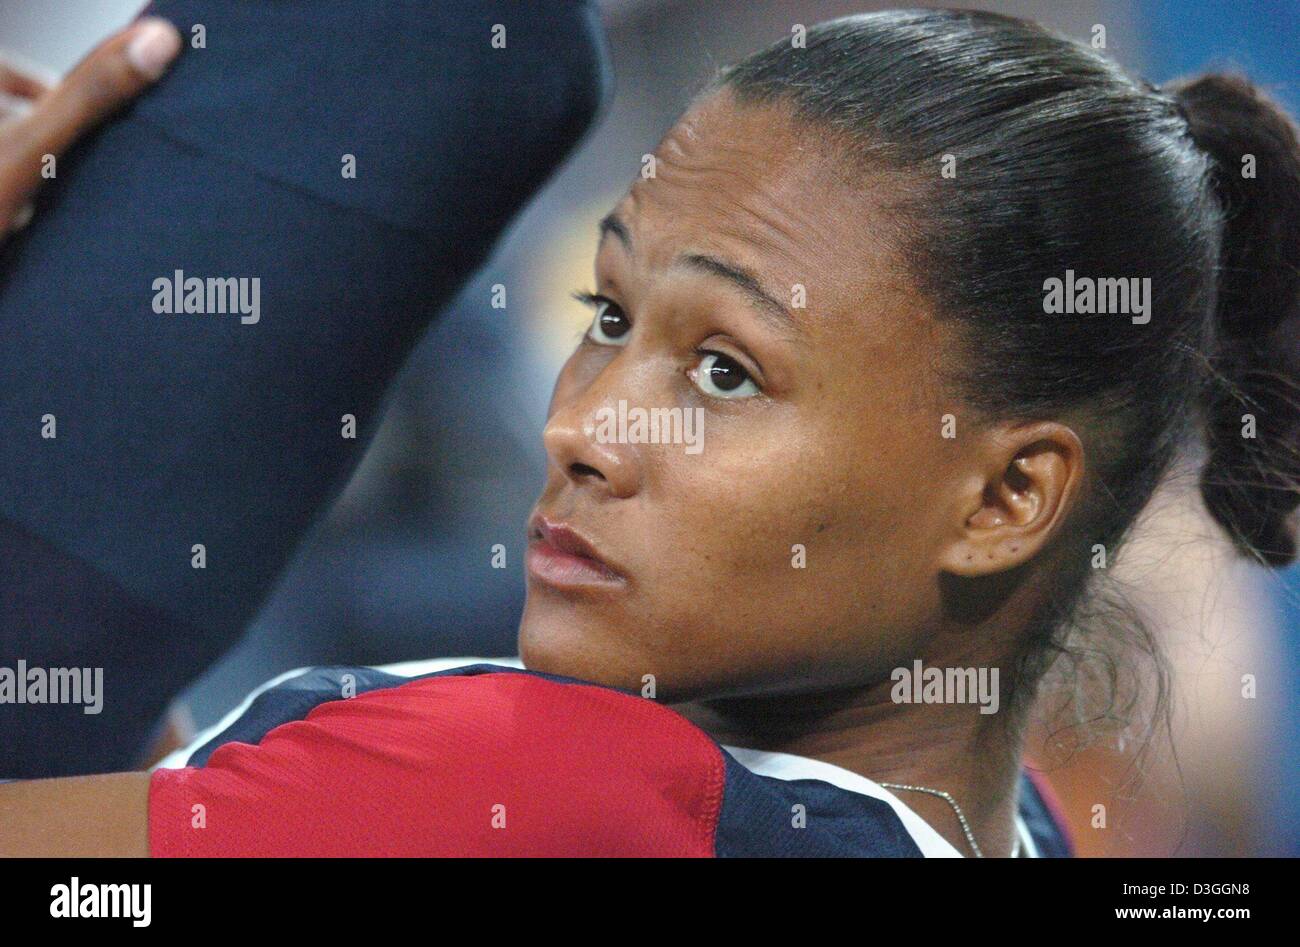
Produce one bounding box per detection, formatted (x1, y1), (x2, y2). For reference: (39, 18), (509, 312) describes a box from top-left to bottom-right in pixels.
(1165, 74), (1300, 565)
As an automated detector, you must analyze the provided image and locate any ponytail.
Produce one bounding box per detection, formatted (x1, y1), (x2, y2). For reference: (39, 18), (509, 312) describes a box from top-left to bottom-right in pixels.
(1169, 74), (1300, 566)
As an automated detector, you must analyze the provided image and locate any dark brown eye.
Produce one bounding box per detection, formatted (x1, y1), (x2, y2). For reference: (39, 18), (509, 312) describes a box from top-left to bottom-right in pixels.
(692, 352), (759, 399)
(587, 300), (630, 345)
(709, 354), (745, 389)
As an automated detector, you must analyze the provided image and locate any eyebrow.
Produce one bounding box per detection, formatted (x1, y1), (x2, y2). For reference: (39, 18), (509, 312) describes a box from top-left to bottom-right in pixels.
(598, 213), (632, 251)
(597, 212), (799, 332)
(678, 253), (796, 329)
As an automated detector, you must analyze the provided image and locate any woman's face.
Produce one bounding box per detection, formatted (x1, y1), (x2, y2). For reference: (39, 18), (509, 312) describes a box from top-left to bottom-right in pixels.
(519, 91), (977, 702)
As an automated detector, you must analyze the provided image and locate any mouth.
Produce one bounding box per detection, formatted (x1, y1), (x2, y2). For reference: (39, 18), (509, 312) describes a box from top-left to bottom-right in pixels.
(526, 514), (626, 590)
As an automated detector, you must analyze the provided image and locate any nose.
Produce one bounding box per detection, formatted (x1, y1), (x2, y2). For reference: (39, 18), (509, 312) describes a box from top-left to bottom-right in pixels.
(542, 373), (641, 500)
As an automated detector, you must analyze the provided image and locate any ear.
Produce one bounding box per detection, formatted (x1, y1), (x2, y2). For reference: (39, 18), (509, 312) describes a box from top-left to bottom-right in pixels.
(936, 421), (1085, 577)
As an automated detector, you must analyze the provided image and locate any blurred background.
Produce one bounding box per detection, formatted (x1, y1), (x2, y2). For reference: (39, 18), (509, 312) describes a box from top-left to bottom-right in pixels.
(2, 0), (1296, 856)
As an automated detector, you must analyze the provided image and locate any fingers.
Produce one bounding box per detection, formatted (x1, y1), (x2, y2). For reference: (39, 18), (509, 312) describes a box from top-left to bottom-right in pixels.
(0, 61), (53, 100)
(26, 18), (182, 164)
(0, 17), (181, 234)
(0, 60), (53, 126)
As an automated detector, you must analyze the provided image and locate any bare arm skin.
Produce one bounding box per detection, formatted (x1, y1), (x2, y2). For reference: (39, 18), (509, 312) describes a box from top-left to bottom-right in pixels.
(0, 772), (149, 856)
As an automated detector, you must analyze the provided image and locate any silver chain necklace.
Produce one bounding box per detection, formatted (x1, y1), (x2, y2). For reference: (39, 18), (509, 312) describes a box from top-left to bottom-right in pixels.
(879, 782), (1020, 858)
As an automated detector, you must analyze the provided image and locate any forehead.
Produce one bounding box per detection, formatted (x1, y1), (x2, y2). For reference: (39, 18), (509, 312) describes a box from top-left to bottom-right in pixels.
(609, 90), (913, 323)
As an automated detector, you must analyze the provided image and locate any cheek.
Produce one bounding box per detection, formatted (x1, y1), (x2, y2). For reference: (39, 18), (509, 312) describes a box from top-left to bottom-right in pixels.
(664, 450), (845, 576)
(657, 412), (905, 579)
(627, 441), (882, 664)
(636, 413), (942, 691)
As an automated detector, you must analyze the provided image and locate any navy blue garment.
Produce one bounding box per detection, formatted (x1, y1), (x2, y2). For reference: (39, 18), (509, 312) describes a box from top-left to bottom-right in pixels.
(0, 0), (610, 777)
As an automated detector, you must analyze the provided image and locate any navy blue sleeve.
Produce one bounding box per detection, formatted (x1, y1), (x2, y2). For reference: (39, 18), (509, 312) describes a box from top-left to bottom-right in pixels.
(0, 0), (610, 777)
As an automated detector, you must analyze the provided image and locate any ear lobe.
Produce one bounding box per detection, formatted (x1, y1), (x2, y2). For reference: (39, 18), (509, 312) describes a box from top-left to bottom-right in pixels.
(936, 427), (1083, 577)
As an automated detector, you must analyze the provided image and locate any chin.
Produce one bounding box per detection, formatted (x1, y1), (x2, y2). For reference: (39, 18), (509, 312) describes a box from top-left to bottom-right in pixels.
(517, 600), (656, 694)
(519, 607), (609, 682)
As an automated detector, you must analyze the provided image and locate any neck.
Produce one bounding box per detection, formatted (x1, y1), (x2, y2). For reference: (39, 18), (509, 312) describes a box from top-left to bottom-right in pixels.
(671, 673), (1028, 857)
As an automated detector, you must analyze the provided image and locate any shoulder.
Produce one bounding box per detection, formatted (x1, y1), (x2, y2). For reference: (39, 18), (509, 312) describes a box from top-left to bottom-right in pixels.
(150, 661), (727, 856)
(152, 658), (1069, 857)
(168, 659), (717, 773)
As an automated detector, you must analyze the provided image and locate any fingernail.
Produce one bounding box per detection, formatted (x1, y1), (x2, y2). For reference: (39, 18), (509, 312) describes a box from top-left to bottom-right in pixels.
(126, 18), (181, 80)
